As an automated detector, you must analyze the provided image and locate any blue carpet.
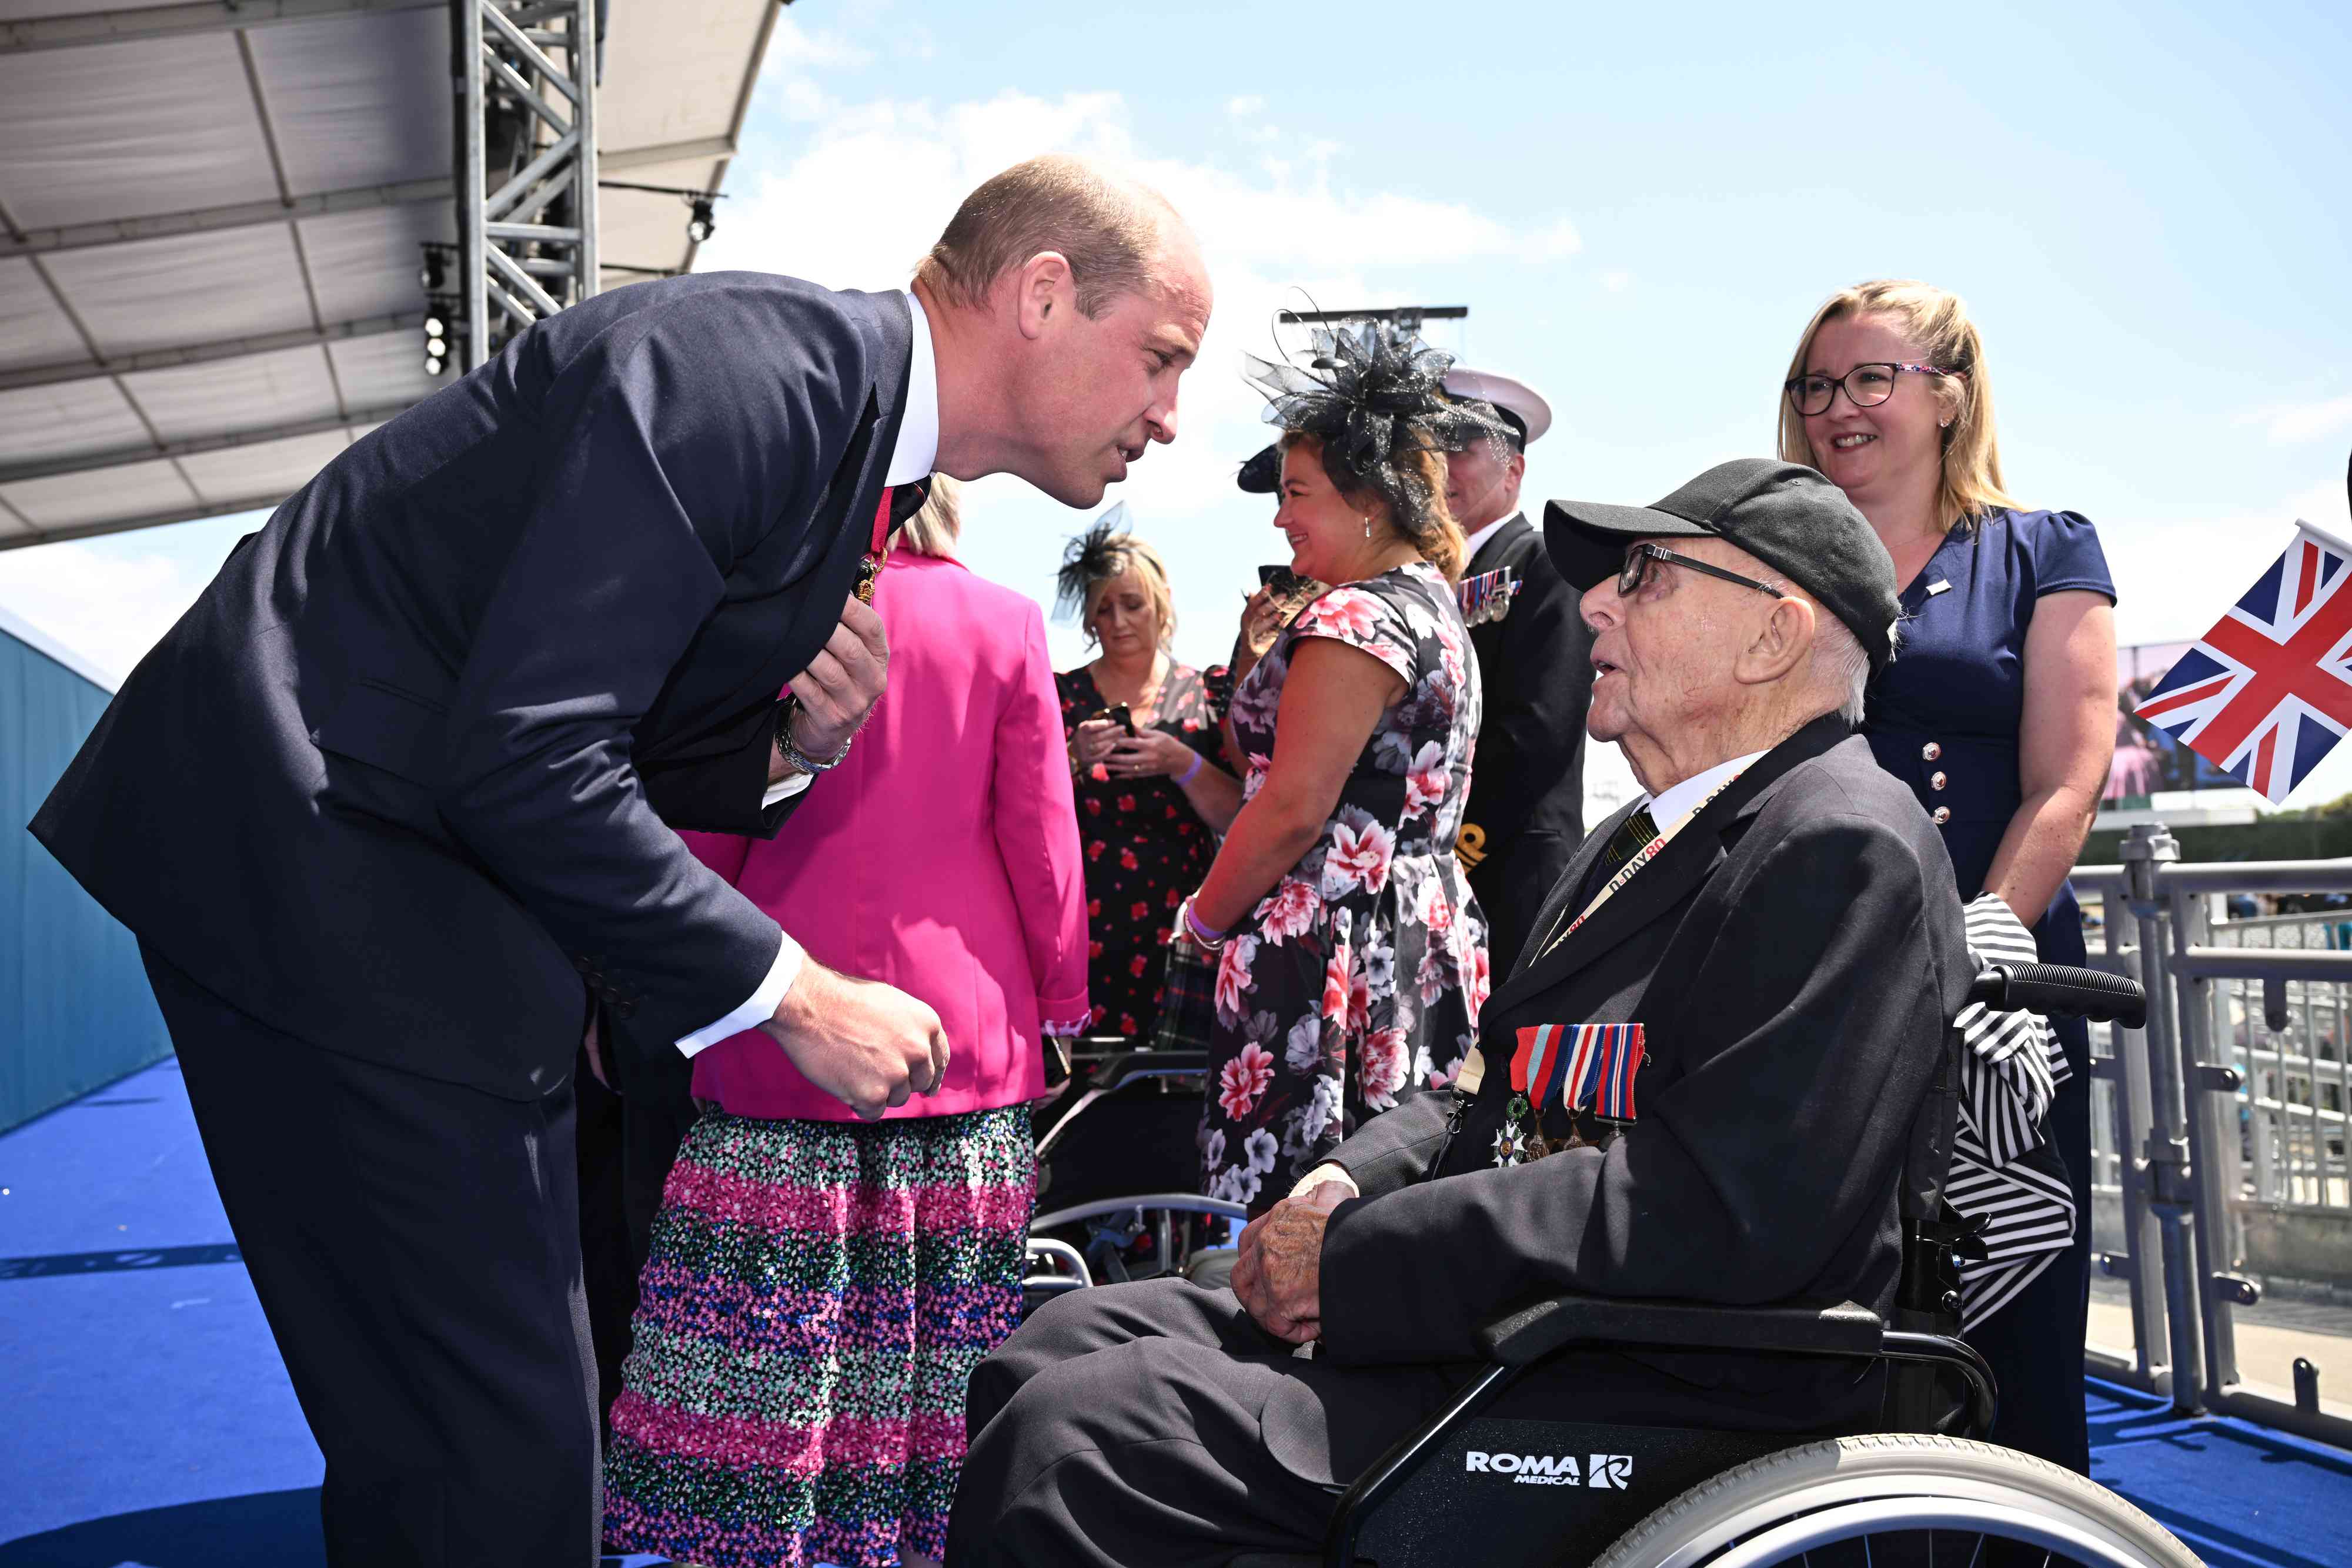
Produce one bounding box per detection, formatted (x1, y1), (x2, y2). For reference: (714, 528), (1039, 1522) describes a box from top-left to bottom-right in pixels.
(5, 1059), (2346, 1566)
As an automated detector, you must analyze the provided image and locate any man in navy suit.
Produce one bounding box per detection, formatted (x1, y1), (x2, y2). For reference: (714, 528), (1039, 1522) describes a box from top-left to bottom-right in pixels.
(31, 154), (1211, 1565)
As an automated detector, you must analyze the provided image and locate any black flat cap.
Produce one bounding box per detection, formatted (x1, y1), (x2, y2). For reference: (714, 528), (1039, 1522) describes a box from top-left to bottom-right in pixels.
(1543, 459), (1901, 670)
(1237, 443), (1281, 494)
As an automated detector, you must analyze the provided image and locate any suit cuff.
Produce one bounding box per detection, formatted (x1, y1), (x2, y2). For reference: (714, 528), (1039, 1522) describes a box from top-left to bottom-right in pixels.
(675, 929), (804, 1056)
(760, 771), (814, 811)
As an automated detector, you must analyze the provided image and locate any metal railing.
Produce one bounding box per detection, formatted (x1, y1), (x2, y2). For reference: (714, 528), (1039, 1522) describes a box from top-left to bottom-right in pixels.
(2072, 827), (2352, 1448)
(2206, 914), (2352, 1210)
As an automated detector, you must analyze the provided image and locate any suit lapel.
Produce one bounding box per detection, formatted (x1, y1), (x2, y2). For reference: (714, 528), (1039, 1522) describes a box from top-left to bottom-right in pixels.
(1502, 797), (1632, 979)
(1485, 715), (1856, 1015)
(1465, 512), (1528, 577)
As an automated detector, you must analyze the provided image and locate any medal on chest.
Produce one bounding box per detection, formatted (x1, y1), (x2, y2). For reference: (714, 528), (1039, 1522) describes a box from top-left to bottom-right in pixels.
(1492, 1023), (1646, 1166)
(1458, 566), (1521, 627)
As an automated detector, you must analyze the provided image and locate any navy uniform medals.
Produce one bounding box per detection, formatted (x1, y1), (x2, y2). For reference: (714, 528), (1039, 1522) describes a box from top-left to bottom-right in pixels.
(1458, 566), (1520, 627)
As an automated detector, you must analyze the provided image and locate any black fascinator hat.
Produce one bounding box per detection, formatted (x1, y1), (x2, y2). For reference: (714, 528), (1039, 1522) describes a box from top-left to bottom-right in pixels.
(1054, 502), (1136, 622)
(1245, 322), (1514, 536)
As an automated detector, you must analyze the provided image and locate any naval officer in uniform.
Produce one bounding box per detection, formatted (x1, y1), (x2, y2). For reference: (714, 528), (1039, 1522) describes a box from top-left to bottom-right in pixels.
(1442, 367), (1595, 970)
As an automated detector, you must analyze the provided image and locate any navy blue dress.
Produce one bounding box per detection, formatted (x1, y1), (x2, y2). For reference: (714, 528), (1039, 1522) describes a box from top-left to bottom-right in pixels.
(1863, 506), (2114, 1475)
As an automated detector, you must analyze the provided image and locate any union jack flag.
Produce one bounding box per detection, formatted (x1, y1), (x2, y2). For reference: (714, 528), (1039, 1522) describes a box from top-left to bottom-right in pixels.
(2136, 521), (2352, 803)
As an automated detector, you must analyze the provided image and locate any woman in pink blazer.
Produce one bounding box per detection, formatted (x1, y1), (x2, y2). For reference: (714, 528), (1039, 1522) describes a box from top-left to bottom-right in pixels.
(603, 480), (1088, 1568)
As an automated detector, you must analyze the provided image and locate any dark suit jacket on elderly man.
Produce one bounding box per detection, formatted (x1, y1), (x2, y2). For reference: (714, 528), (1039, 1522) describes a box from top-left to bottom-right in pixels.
(31, 272), (930, 1565)
(947, 712), (1975, 1566)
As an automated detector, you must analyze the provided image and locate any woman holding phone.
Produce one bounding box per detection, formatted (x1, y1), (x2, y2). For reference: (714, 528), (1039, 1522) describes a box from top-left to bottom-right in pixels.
(1057, 515), (1243, 1039)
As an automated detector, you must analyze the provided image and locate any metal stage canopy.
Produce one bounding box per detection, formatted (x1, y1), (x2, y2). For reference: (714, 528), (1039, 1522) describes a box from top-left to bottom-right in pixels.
(0, 0), (781, 551)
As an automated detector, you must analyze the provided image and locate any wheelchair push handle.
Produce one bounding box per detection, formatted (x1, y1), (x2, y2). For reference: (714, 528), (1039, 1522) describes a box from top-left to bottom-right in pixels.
(1966, 961), (2146, 1028)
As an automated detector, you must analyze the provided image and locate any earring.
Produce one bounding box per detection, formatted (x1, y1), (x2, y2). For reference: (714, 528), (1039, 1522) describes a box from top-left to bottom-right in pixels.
(1362, 516), (1372, 539)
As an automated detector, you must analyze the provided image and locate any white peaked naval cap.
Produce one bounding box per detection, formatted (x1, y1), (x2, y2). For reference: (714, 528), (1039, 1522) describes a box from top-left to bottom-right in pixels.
(1442, 367), (1552, 447)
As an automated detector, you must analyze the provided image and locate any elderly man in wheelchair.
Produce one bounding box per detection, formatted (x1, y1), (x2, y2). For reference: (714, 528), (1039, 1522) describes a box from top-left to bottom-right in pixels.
(948, 462), (2192, 1568)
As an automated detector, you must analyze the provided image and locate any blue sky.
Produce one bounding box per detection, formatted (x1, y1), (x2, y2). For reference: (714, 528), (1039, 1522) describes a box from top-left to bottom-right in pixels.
(4, 0), (2348, 805)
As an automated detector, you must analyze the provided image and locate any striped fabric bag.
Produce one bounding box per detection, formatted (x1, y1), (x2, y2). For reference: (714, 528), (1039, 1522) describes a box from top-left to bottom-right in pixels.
(1947, 892), (2078, 1330)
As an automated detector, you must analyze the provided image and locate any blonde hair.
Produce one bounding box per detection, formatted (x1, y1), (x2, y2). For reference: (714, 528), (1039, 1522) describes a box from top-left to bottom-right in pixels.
(899, 475), (961, 558)
(1081, 534), (1177, 648)
(915, 155), (1176, 319)
(1281, 432), (1467, 581)
(1777, 279), (2019, 531)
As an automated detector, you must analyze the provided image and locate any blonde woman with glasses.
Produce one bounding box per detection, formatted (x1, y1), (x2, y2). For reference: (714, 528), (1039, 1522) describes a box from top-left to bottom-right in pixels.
(1780, 279), (2117, 1476)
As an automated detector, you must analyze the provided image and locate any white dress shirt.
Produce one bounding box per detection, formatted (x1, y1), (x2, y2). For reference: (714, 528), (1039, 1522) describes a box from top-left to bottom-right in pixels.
(1461, 510), (1521, 566)
(1639, 748), (1767, 835)
(676, 289), (941, 1056)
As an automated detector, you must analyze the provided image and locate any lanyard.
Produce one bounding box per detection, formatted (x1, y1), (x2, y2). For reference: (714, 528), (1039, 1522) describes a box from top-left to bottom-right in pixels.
(857, 486), (898, 605)
(1533, 770), (1748, 960)
(1455, 768), (1745, 1099)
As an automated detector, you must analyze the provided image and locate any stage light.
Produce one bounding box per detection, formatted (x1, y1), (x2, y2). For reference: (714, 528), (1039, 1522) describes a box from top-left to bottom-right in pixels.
(424, 313), (447, 340)
(425, 350), (446, 377)
(687, 198), (716, 244)
(420, 248), (448, 292)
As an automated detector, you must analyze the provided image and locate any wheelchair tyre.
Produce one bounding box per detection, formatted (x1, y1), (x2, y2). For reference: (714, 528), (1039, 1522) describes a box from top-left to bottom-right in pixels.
(1588, 1434), (2197, 1568)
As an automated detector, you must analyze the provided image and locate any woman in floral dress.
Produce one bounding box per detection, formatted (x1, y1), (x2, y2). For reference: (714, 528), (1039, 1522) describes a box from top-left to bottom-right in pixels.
(1178, 327), (1511, 1213)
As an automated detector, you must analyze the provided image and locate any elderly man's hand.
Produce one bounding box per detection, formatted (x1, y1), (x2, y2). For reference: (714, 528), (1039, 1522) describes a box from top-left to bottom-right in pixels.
(1230, 1179), (1352, 1344)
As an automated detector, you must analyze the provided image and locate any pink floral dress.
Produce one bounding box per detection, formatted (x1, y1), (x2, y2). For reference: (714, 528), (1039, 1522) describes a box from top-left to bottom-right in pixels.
(1199, 560), (1491, 1214)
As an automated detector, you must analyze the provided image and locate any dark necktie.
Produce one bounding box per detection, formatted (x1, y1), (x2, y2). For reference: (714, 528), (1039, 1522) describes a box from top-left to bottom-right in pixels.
(1572, 804), (1661, 908)
(888, 477), (933, 529)
(1602, 804), (1661, 871)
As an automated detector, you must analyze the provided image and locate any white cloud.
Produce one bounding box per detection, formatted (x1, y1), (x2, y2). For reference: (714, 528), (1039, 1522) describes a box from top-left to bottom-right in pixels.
(761, 15), (872, 73)
(2237, 395), (2352, 446)
(1227, 95), (1265, 116)
(696, 83), (1599, 691)
(2107, 474), (2352, 651)
(0, 537), (215, 687)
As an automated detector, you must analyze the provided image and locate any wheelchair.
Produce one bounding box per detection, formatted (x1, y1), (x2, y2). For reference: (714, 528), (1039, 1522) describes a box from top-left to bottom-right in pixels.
(1023, 1038), (1245, 1306)
(1034, 965), (2201, 1568)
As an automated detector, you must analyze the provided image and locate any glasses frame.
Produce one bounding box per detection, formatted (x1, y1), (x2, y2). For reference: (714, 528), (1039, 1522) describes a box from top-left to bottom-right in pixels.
(1783, 362), (1961, 417)
(1617, 542), (1785, 600)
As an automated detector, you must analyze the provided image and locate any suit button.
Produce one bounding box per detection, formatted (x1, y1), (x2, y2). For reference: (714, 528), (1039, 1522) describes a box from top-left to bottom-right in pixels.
(1922, 741), (1942, 761)
(574, 955), (593, 973)
(614, 999), (639, 1020)
(1930, 771), (1948, 791)
(1931, 806), (1952, 825)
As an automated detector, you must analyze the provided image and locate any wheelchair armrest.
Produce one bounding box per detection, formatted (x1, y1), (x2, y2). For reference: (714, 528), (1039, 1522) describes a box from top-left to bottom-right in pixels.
(1476, 1295), (1885, 1369)
(1093, 1050), (1207, 1091)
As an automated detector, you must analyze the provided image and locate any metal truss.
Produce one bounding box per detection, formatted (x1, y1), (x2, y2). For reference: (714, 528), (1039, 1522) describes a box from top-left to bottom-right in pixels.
(451, 0), (599, 373)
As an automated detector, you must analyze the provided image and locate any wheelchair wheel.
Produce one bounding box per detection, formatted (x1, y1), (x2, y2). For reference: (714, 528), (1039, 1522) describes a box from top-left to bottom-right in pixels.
(1588, 1435), (2196, 1568)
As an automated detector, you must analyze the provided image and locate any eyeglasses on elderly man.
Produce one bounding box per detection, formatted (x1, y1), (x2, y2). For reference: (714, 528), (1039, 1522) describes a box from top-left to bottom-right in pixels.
(1615, 540), (1785, 600)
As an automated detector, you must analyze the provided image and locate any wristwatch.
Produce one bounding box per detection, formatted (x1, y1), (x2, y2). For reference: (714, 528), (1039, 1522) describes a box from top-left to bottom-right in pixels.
(775, 697), (852, 774)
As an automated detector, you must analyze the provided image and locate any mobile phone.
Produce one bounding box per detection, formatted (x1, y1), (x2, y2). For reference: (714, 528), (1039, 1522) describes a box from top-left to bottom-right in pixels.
(1102, 703), (1137, 736)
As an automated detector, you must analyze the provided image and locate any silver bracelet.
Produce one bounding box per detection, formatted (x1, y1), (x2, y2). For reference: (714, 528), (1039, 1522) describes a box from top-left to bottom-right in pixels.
(776, 700), (853, 774)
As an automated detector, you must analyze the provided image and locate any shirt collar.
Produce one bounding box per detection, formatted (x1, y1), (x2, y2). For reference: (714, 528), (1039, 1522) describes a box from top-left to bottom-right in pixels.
(885, 288), (940, 486)
(1640, 748), (1767, 834)
(1461, 510), (1522, 564)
